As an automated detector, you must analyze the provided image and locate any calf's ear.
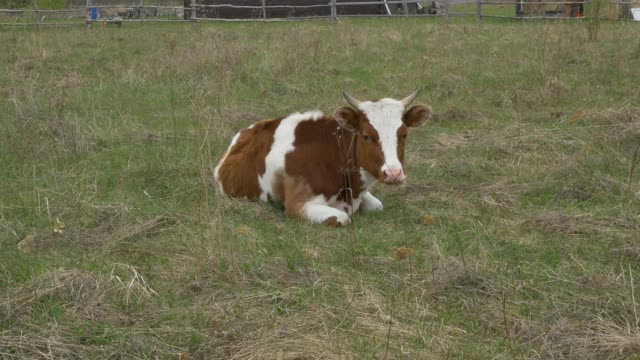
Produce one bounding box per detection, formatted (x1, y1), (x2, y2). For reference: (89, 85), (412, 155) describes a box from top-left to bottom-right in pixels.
(403, 105), (432, 128)
(334, 107), (361, 131)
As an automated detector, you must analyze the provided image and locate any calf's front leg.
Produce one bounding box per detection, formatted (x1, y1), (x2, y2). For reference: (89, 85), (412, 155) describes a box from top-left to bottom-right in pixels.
(282, 176), (351, 226)
(301, 203), (350, 226)
(359, 191), (383, 212)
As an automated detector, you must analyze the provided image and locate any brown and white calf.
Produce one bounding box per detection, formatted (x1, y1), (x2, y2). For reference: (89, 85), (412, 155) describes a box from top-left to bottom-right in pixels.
(214, 91), (432, 226)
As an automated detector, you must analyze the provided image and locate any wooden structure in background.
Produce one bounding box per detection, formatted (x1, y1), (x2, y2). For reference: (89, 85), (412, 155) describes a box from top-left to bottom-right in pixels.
(191, 0), (419, 19)
(517, 0), (585, 17)
(609, 0), (640, 19)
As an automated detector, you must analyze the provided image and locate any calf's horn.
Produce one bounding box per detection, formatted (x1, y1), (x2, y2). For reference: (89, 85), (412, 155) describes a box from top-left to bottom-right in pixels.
(401, 89), (421, 107)
(343, 92), (362, 109)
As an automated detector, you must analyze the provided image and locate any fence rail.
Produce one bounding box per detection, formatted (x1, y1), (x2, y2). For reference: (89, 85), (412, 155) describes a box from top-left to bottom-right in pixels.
(0, 0), (638, 27)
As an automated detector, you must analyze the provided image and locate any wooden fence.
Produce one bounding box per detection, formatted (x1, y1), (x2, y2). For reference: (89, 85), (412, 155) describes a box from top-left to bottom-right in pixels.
(0, 0), (638, 26)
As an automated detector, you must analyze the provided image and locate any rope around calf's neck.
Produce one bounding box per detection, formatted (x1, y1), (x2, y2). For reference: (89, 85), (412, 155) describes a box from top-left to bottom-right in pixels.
(334, 126), (359, 211)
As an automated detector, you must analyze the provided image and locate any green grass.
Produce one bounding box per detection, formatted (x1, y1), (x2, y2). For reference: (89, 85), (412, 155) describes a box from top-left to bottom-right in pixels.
(1, 17), (640, 358)
(35, 0), (64, 9)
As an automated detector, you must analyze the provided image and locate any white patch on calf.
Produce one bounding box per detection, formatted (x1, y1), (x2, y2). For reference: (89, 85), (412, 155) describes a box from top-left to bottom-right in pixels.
(259, 111), (324, 201)
(359, 167), (378, 191)
(302, 194), (351, 225)
(357, 99), (405, 174)
(359, 191), (383, 212)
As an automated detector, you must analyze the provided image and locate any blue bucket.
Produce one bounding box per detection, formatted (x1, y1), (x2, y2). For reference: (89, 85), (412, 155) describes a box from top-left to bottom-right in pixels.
(90, 7), (98, 20)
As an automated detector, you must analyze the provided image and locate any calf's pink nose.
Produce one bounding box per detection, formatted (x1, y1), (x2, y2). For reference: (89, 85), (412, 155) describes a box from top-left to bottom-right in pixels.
(383, 167), (404, 183)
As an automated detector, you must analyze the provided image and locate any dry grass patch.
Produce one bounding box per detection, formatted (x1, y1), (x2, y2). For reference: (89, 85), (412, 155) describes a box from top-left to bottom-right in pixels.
(3, 265), (157, 319)
(222, 313), (350, 360)
(524, 212), (640, 238)
(538, 317), (640, 359)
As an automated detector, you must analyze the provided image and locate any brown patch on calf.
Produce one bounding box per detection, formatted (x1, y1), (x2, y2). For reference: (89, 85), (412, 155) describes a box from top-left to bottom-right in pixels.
(323, 216), (342, 228)
(281, 174), (348, 228)
(282, 175), (314, 220)
(285, 117), (364, 201)
(334, 106), (387, 182)
(334, 107), (361, 131)
(403, 105), (433, 128)
(334, 106), (385, 182)
(397, 125), (407, 166)
(270, 170), (286, 203)
(355, 121), (385, 182)
(216, 117), (282, 199)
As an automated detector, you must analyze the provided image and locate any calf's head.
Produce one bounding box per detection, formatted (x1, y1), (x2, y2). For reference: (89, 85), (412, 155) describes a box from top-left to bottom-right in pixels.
(335, 90), (432, 184)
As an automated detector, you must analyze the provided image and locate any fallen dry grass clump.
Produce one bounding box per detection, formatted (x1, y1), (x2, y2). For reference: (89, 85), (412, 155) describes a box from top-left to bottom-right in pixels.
(578, 105), (640, 126)
(523, 212), (589, 236)
(538, 317), (640, 358)
(1, 265), (159, 357)
(0, 333), (98, 359)
(3, 266), (157, 319)
(524, 212), (640, 238)
(219, 314), (350, 359)
(15, 202), (176, 254)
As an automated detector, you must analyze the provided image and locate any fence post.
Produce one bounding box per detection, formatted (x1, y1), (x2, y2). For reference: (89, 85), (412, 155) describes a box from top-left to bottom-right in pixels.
(85, 0), (92, 28)
(476, 0), (482, 21)
(330, 0), (336, 24)
(183, 0), (189, 20)
(33, 0), (40, 22)
(140, 0), (144, 21)
(444, 0), (449, 19)
(190, 0), (196, 20)
(261, 0), (266, 19)
(402, 0), (409, 15)
(621, 0), (630, 20)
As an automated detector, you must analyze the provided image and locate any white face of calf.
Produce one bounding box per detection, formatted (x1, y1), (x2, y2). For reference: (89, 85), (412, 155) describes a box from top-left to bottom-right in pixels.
(359, 99), (409, 183)
(337, 91), (433, 185)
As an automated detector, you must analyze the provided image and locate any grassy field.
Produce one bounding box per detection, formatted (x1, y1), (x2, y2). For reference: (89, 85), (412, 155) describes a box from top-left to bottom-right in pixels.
(1, 17), (640, 359)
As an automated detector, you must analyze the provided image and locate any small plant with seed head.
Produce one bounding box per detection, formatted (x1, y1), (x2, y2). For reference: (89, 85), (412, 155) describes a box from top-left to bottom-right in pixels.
(53, 218), (65, 235)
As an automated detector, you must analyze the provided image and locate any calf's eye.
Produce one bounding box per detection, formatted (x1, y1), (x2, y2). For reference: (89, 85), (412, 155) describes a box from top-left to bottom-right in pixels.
(363, 135), (370, 141)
